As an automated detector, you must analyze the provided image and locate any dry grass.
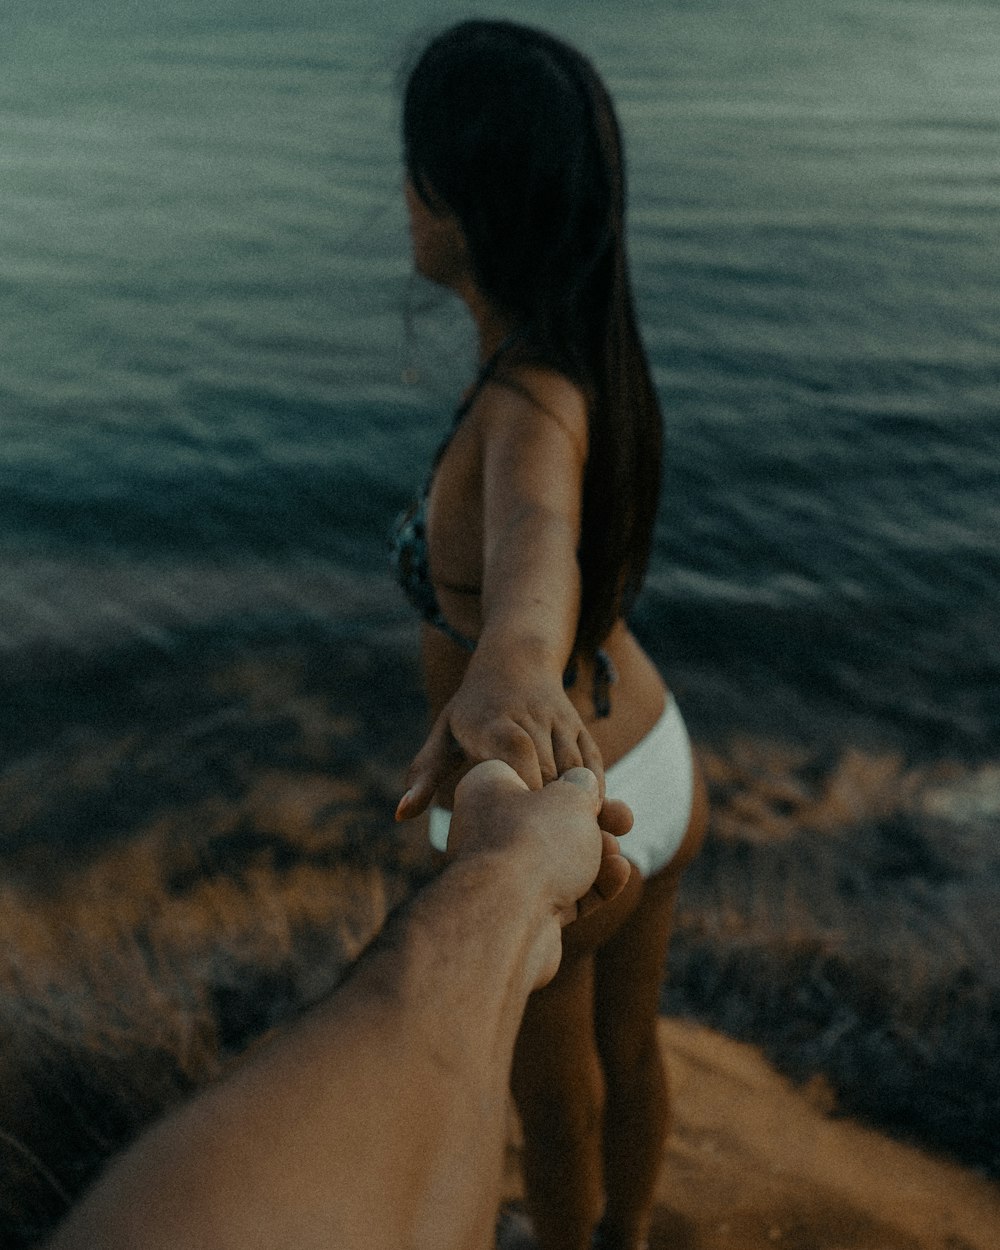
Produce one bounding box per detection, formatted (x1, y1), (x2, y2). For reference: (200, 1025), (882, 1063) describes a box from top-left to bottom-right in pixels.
(0, 633), (997, 1245)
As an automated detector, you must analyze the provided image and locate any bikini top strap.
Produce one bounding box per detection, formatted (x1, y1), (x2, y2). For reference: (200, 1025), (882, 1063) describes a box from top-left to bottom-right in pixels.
(454, 330), (524, 421)
(431, 331), (525, 472)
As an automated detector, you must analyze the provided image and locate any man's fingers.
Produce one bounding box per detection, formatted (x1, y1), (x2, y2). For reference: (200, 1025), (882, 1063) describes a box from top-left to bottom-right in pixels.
(598, 796), (633, 839)
(457, 757), (530, 796)
(556, 766), (600, 806)
(593, 831), (632, 901)
(575, 846), (632, 920)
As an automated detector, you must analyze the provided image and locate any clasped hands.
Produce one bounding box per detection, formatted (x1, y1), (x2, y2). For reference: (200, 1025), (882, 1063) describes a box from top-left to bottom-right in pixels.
(396, 655), (633, 920)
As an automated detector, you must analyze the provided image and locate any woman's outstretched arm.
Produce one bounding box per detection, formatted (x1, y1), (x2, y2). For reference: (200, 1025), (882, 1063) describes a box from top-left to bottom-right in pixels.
(398, 373), (604, 819)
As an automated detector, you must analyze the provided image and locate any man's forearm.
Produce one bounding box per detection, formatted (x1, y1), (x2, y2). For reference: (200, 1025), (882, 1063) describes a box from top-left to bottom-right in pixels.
(322, 847), (556, 1246)
(47, 845), (557, 1250)
(350, 846), (553, 1065)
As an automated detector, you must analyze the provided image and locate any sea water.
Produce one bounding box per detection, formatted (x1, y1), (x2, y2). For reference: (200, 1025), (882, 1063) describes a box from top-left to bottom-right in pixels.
(2, 0), (998, 825)
(3, 0), (997, 752)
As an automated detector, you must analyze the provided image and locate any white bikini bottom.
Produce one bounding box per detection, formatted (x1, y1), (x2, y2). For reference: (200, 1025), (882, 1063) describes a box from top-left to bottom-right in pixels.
(428, 695), (694, 879)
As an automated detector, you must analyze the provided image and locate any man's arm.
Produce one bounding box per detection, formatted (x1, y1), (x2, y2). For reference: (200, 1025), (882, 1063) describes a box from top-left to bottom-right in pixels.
(47, 765), (630, 1250)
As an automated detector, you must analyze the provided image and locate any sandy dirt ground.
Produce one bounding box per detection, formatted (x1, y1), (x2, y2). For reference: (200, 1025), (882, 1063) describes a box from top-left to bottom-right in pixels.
(499, 1019), (1000, 1250)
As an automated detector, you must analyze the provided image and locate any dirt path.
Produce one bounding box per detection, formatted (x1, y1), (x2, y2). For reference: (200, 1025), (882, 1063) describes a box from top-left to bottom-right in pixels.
(501, 1019), (1000, 1250)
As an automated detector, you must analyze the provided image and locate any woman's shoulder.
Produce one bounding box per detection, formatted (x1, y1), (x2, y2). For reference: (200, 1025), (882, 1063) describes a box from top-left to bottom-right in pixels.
(474, 363), (589, 459)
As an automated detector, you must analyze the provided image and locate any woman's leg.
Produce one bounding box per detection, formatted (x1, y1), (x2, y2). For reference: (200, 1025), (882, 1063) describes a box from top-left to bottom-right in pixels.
(590, 868), (679, 1249)
(510, 949), (606, 1250)
(592, 771), (709, 1250)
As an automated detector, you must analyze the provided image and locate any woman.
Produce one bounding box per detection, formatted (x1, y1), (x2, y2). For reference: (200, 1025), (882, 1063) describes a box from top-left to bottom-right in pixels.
(391, 20), (707, 1250)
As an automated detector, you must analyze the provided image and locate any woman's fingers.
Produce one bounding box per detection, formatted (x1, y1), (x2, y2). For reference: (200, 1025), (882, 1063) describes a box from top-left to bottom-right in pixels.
(496, 722), (546, 790)
(398, 712), (551, 819)
(399, 696), (594, 819)
(577, 724), (605, 799)
(396, 711), (455, 820)
(551, 723), (584, 779)
(527, 725), (560, 785)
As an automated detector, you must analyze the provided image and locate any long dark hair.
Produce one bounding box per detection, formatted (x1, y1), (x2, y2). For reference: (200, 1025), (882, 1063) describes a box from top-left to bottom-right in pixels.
(402, 19), (662, 656)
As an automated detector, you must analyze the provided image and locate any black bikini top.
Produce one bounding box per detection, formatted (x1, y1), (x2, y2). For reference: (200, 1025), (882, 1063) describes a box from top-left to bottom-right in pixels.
(389, 342), (616, 717)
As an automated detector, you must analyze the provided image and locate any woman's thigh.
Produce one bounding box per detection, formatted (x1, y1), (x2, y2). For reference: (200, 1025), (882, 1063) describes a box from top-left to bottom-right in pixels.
(593, 761), (708, 1051)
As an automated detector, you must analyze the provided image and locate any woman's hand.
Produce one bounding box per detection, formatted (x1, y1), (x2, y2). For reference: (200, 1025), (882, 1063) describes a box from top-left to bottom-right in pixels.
(395, 651), (604, 821)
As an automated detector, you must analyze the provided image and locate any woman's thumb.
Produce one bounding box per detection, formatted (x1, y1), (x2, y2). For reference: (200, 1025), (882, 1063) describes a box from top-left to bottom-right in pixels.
(396, 713), (452, 820)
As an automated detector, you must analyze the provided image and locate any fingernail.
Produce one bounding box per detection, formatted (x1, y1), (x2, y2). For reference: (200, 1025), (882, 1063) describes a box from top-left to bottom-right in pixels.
(561, 767), (597, 789)
(395, 789), (414, 821)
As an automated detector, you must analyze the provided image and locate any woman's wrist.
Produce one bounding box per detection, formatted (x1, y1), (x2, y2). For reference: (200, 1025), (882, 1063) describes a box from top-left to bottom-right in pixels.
(471, 626), (569, 680)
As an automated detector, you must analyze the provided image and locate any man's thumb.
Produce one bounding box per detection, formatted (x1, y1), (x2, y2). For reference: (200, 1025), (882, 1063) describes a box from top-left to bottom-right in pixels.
(558, 767), (599, 795)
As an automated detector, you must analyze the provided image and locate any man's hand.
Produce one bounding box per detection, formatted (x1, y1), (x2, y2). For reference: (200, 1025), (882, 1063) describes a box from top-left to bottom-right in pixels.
(448, 760), (632, 927)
